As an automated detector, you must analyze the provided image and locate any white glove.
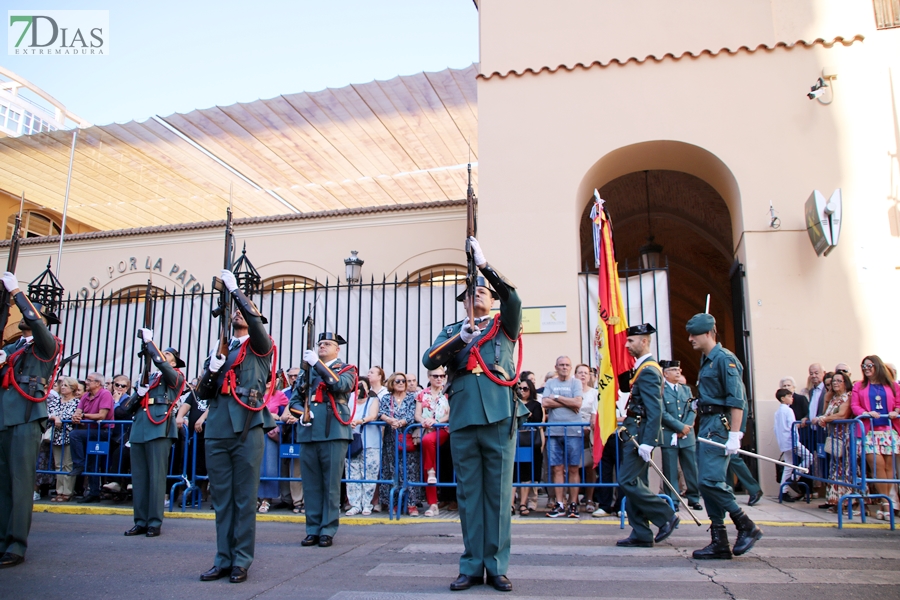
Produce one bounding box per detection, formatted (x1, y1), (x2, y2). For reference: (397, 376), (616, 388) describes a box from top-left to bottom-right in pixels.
(303, 348), (319, 367)
(0, 350), (6, 365)
(139, 328), (153, 343)
(638, 444), (653, 462)
(220, 269), (239, 292)
(459, 318), (481, 344)
(1, 272), (18, 293)
(208, 350), (226, 373)
(725, 431), (743, 455)
(467, 237), (486, 267)
(670, 435), (678, 447)
(137, 385), (149, 397)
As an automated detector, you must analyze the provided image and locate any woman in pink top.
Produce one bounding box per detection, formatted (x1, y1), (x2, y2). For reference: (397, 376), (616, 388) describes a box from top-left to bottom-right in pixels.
(850, 355), (900, 520)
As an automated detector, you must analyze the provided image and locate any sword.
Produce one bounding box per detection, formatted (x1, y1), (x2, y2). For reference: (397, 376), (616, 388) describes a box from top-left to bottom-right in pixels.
(698, 437), (808, 473)
(618, 428), (702, 526)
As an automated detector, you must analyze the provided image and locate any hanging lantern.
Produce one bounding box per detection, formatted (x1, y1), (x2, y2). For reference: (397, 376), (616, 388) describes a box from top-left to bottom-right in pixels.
(28, 258), (65, 315)
(232, 242), (261, 297)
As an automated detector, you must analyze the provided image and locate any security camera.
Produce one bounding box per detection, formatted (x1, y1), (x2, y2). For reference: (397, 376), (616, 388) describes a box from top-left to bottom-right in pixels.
(808, 77), (827, 100)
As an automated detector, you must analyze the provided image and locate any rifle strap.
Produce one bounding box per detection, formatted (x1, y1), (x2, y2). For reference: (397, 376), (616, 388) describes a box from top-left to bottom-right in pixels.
(141, 371), (186, 426)
(464, 315), (523, 388)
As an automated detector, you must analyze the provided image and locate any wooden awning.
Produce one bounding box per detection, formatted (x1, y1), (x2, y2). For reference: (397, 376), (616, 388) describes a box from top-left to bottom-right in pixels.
(0, 65), (478, 230)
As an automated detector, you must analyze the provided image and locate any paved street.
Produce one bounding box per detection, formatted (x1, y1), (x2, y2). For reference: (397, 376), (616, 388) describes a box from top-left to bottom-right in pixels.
(2, 509), (898, 600)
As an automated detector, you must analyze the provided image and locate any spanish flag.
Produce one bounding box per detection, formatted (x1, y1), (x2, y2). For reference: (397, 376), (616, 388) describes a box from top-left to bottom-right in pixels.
(590, 192), (634, 467)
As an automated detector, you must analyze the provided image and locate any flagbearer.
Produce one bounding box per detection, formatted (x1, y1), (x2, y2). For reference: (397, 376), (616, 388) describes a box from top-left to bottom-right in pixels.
(615, 323), (679, 548)
(125, 329), (185, 538)
(659, 360), (702, 511)
(0, 271), (62, 568)
(686, 313), (762, 559)
(423, 237), (528, 593)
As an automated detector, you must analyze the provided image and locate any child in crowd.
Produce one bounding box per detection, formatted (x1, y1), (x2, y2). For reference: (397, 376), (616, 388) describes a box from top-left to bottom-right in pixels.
(773, 388), (812, 501)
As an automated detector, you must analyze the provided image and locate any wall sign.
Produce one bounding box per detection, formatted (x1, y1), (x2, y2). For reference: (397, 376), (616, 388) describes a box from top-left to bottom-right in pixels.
(79, 255), (202, 298)
(805, 189), (842, 257)
(491, 305), (567, 334)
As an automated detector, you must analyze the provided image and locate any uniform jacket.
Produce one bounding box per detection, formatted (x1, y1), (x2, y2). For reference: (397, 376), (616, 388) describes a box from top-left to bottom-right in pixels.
(422, 264), (529, 433)
(198, 290), (276, 439)
(129, 342), (184, 444)
(288, 358), (356, 442)
(696, 343), (747, 426)
(660, 381), (696, 448)
(0, 292), (61, 428)
(621, 356), (663, 446)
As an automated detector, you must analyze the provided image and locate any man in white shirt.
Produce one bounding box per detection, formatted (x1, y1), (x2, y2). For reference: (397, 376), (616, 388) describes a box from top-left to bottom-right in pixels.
(773, 389), (811, 501)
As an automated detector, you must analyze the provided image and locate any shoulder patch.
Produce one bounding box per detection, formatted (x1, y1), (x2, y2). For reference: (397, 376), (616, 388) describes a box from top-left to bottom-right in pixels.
(729, 363), (736, 368)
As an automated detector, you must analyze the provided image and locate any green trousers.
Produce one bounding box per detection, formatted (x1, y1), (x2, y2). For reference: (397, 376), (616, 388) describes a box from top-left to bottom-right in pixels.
(131, 438), (172, 529)
(450, 418), (516, 578)
(0, 421), (41, 557)
(697, 415), (740, 523)
(300, 439), (349, 537)
(727, 454), (761, 496)
(618, 442), (675, 542)
(206, 427), (264, 569)
(661, 443), (700, 505)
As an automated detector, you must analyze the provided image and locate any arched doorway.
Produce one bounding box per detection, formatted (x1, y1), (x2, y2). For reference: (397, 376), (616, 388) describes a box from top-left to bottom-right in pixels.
(579, 169), (735, 385)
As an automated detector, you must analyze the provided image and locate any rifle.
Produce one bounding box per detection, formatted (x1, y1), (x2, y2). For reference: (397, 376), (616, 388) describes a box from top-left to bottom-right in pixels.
(137, 279), (154, 388)
(301, 304), (314, 425)
(210, 201), (235, 359)
(464, 161), (478, 328)
(0, 193), (25, 343)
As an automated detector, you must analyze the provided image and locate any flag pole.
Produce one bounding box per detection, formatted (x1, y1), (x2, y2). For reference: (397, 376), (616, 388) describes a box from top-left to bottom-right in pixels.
(56, 129), (78, 278)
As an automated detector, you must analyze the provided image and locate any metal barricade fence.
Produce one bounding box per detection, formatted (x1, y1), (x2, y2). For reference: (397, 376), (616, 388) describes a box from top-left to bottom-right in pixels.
(851, 415), (900, 530)
(397, 422), (624, 521)
(36, 420), (192, 507)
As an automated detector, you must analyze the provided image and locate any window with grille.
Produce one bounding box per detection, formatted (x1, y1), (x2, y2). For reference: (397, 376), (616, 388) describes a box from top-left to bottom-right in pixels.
(5, 211), (63, 239)
(874, 0), (900, 28)
(405, 264), (467, 286)
(262, 275), (319, 291)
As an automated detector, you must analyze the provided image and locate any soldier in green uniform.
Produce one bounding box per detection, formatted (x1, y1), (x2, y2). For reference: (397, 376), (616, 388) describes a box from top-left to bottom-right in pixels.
(197, 269), (276, 584)
(0, 270), (62, 568)
(284, 332), (356, 548)
(124, 328), (186, 538)
(659, 360), (702, 511)
(615, 324), (679, 548)
(687, 312), (762, 559)
(423, 237), (528, 593)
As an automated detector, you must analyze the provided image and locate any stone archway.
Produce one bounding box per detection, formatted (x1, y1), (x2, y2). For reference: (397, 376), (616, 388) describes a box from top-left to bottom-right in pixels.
(576, 142), (741, 385)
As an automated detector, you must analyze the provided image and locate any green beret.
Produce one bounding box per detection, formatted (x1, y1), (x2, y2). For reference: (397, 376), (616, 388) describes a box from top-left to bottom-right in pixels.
(686, 313), (716, 335)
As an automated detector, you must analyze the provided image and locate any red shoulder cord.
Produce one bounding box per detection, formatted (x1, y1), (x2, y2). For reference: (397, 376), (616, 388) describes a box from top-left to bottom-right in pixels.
(4, 337), (64, 402)
(140, 370), (187, 426)
(465, 315), (523, 388)
(316, 364), (359, 426)
(221, 337), (278, 412)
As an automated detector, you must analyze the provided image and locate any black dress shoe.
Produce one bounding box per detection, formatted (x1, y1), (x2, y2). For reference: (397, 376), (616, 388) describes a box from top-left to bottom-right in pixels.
(781, 494), (797, 503)
(690, 502), (703, 511)
(616, 536), (653, 548)
(747, 491), (763, 506)
(0, 553), (24, 568)
(318, 535), (333, 547)
(450, 574), (484, 591)
(486, 574), (512, 592)
(77, 495), (100, 504)
(654, 513), (680, 543)
(229, 566), (248, 583)
(818, 503), (831, 509)
(301, 535), (320, 547)
(124, 525), (148, 536)
(145, 527), (161, 537)
(200, 566), (230, 581)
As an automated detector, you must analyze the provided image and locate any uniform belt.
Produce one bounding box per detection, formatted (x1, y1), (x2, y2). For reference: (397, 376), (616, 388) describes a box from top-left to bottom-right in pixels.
(15, 375), (46, 386)
(698, 404), (728, 415)
(626, 407), (646, 419)
(146, 397), (171, 406)
(453, 368), (509, 381)
(234, 386), (258, 399)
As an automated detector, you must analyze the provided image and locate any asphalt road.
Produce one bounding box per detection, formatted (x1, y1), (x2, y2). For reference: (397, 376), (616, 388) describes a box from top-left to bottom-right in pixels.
(3, 512), (899, 600)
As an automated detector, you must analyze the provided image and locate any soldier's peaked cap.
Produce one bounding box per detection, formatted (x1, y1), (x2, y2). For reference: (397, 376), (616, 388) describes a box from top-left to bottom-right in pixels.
(455, 276), (500, 302)
(659, 360), (681, 369)
(686, 313), (716, 335)
(28, 300), (60, 326)
(318, 332), (347, 345)
(164, 347), (186, 368)
(625, 323), (656, 336)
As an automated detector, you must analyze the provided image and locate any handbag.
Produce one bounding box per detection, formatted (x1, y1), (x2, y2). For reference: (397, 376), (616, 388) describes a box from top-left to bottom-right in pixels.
(350, 432), (364, 457)
(397, 431), (417, 452)
(823, 435), (844, 457)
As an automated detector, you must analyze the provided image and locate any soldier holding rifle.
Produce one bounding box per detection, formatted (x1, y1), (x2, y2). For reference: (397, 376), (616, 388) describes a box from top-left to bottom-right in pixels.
(686, 312), (762, 559)
(0, 270), (62, 568)
(615, 324), (680, 548)
(196, 269), (275, 584)
(123, 307), (186, 538)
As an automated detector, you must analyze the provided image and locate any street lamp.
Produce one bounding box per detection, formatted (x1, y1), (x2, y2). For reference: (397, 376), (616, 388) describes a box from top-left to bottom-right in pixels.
(344, 250), (364, 284)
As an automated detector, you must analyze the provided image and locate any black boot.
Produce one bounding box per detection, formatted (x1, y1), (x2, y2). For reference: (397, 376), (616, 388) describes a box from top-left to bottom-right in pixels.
(731, 510), (762, 556)
(692, 523), (732, 560)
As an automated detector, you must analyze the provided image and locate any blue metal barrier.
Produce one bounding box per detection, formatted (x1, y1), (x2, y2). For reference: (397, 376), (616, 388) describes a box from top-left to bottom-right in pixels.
(843, 414), (899, 530)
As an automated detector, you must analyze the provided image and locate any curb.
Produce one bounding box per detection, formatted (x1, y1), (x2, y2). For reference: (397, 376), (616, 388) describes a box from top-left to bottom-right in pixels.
(33, 504), (895, 529)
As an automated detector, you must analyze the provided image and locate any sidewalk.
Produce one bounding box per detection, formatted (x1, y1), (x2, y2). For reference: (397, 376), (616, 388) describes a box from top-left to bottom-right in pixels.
(33, 492), (897, 529)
